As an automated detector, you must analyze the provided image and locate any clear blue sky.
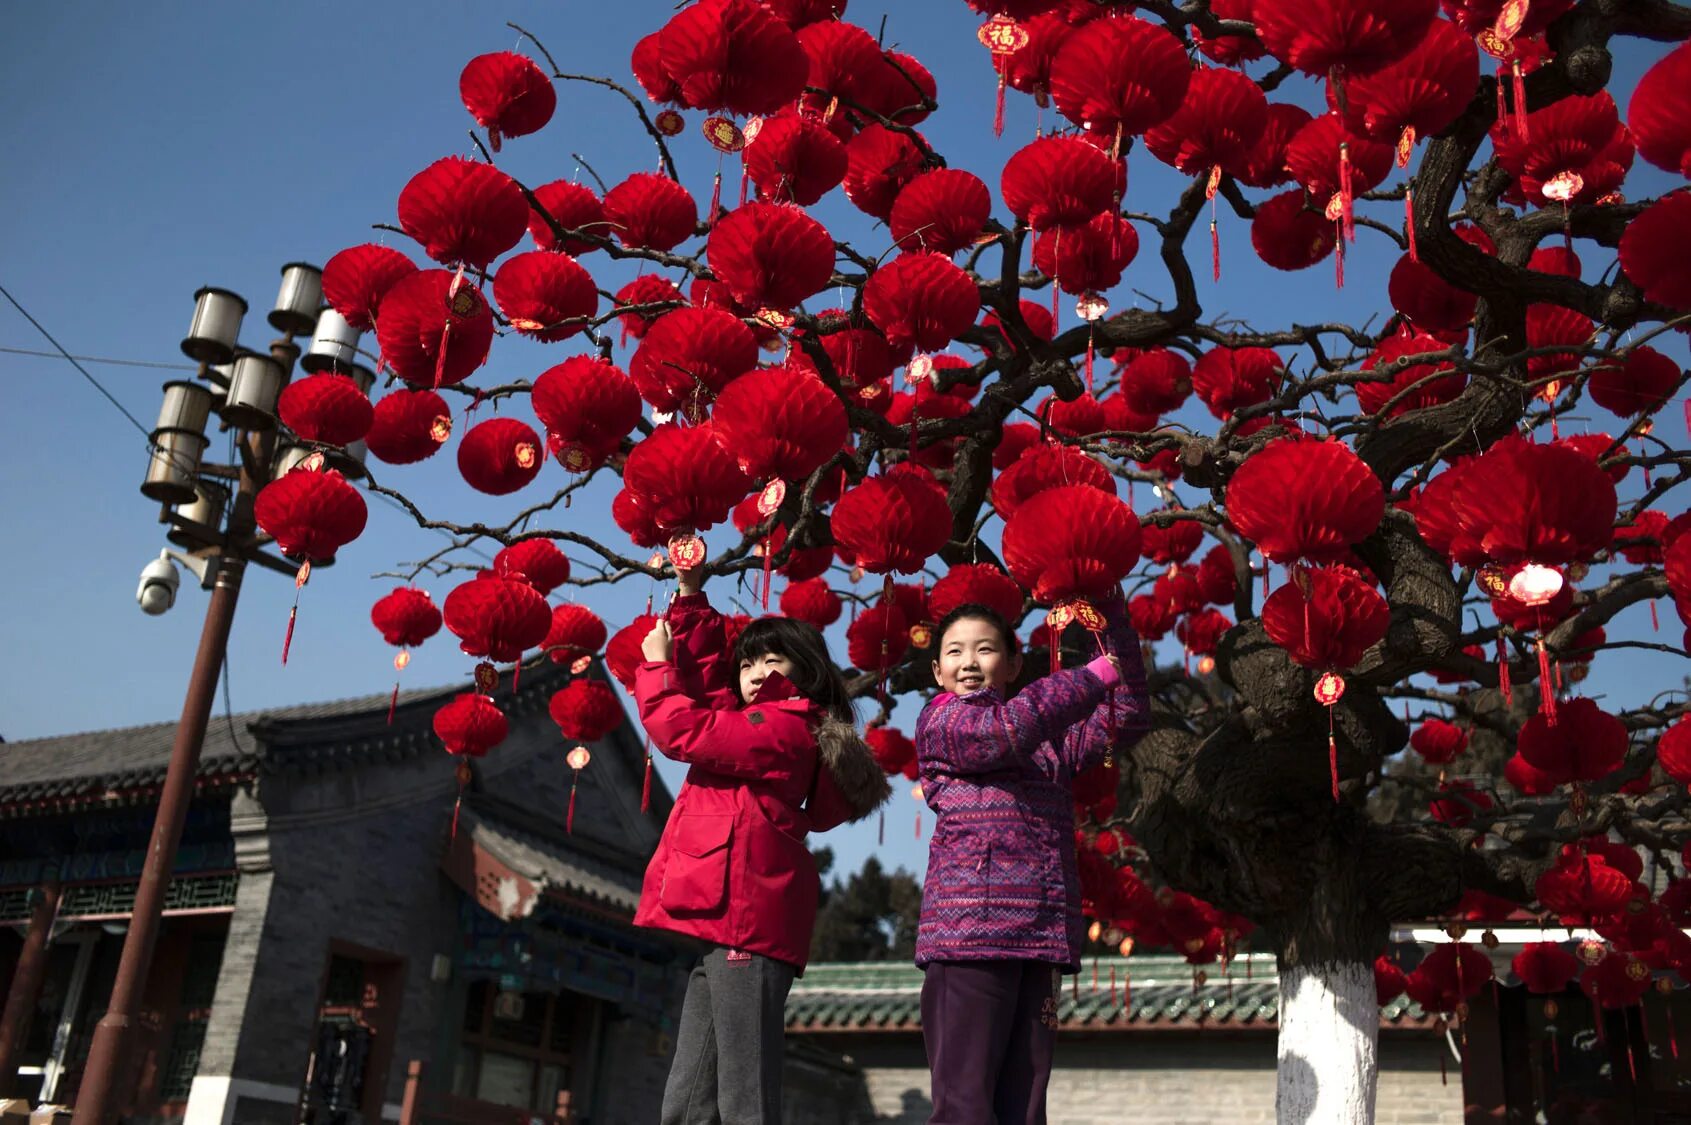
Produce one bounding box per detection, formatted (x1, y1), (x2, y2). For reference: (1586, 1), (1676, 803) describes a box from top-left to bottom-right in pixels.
(1, 3), (1684, 885)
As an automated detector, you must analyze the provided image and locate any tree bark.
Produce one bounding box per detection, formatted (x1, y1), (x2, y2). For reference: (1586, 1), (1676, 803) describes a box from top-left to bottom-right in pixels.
(1276, 961), (1380, 1125)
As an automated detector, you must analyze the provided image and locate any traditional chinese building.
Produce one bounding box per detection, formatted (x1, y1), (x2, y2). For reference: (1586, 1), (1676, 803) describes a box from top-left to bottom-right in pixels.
(0, 659), (692, 1125)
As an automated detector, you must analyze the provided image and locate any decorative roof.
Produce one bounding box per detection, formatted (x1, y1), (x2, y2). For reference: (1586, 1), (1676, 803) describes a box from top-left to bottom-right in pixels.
(786, 955), (1432, 1033)
(443, 796), (645, 919)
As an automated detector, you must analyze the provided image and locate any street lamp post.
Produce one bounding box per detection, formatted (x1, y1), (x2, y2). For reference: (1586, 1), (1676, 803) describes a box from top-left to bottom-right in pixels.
(70, 266), (374, 1125)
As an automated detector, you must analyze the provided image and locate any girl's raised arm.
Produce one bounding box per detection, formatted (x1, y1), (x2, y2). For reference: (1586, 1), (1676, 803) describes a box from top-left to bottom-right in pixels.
(664, 566), (737, 712)
(1056, 592), (1152, 775)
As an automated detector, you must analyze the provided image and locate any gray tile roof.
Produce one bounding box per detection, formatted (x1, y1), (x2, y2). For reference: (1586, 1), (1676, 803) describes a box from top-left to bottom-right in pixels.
(458, 799), (644, 914)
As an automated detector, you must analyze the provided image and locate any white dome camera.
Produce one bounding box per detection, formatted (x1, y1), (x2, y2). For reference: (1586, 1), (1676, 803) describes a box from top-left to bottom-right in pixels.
(137, 552), (181, 616)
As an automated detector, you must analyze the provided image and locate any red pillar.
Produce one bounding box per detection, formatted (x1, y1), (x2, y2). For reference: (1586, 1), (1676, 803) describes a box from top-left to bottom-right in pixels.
(0, 871), (63, 1095)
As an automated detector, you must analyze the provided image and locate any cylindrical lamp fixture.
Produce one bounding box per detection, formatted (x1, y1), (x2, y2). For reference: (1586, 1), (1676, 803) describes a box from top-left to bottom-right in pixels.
(268, 262), (323, 336)
(167, 480), (230, 547)
(141, 428), (211, 504)
(348, 363), (376, 397)
(154, 380), (214, 435)
(219, 348), (285, 430)
(328, 439), (369, 480)
(272, 442), (315, 478)
(300, 308), (363, 374)
(180, 287), (248, 364)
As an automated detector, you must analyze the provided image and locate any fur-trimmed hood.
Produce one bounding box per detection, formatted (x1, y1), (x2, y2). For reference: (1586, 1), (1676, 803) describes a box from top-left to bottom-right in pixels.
(809, 716), (892, 828)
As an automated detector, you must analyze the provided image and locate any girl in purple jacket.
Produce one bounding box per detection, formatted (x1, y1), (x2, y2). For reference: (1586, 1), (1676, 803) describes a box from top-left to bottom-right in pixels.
(915, 591), (1150, 1125)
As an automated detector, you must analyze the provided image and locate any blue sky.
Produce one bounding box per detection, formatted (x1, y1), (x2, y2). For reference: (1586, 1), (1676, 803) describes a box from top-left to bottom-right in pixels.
(1, 2), (1684, 885)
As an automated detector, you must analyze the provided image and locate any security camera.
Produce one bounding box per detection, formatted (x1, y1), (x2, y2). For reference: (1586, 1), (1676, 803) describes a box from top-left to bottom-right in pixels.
(137, 553), (181, 616)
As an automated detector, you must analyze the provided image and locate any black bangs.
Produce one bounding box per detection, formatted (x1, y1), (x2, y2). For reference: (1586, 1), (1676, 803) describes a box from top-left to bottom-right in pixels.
(934, 603), (1020, 654)
(735, 615), (856, 723)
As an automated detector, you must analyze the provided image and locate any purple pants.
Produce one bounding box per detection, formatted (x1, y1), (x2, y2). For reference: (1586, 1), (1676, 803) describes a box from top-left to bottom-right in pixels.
(921, 960), (1060, 1125)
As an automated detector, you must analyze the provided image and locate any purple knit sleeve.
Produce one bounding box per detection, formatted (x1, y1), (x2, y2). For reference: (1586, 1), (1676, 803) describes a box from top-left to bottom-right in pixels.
(916, 665), (1109, 778)
(1057, 595), (1152, 775)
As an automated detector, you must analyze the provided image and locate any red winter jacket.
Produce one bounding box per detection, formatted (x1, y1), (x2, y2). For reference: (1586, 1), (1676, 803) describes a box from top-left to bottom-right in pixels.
(633, 594), (886, 970)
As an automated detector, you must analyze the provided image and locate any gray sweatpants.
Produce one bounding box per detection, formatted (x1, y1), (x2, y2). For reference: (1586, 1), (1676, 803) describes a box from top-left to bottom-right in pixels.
(661, 946), (797, 1125)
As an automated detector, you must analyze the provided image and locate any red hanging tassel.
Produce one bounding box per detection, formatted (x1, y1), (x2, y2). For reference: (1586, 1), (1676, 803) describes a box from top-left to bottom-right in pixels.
(1085, 328), (1096, 392)
(994, 69), (1008, 137)
(1497, 635), (1513, 704)
(282, 603), (299, 665)
(640, 748), (654, 813)
(1650, 599), (1659, 632)
(512, 658), (521, 693)
(738, 157), (750, 207)
(762, 536), (774, 610)
(451, 758), (471, 841)
(1512, 61), (1529, 141)
(1328, 728), (1340, 802)
(1405, 187), (1419, 262)
(387, 683), (399, 725)
(1339, 142), (1355, 242)
(1666, 997), (1680, 1063)
(1536, 636), (1557, 722)
(1050, 229), (1062, 323)
(914, 810), (922, 839)
(1210, 218), (1221, 282)
(433, 319), (452, 390)
(1335, 226), (1346, 289)
(708, 170), (723, 229)
(1495, 62), (1510, 134)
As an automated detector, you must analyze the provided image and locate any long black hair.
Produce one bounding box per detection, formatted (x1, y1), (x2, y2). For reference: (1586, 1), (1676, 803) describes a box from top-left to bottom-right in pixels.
(934, 603), (1021, 655)
(734, 616), (856, 723)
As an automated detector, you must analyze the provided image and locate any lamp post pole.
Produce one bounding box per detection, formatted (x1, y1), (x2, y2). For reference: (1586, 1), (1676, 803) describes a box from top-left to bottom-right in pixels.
(66, 266), (372, 1125)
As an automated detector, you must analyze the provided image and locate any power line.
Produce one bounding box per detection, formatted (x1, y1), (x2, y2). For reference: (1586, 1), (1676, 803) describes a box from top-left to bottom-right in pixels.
(0, 345), (198, 371)
(0, 283), (155, 439)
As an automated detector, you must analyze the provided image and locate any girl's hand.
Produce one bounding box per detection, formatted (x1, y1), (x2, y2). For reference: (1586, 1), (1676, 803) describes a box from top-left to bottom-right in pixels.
(1104, 654), (1122, 675)
(675, 563), (705, 597)
(642, 620), (674, 663)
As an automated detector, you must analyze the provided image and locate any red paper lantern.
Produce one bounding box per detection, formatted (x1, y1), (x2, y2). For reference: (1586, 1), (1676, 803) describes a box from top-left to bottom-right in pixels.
(1449, 435), (1616, 568)
(842, 124), (928, 222)
(1491, 92), (1634, 209)
(1261, 566), (1389, 669)
(1001, 136), (1125, 232)
(890, 170), (992, 256)
(1030, 213), (1138, 295)
(1128, 593), (1178, 642)
(1429, 779), (1493, 827)
(434, 693), (508, 758)
(1038, 392), (1107, 439)
(1192, 347), (1280, 420)
(1405, 942), (1492, 1013)
(602, 173), (699, 252)
(1143, 67), (1269, 179)
(278, 373), (373, 446)
(528, 180), (607, 256)
(1530, 245), (1582, 277)
(1619, 191), (1691, 310)
(797, 19), (885, 110)
(781, 577), (843, 627)
(1140, 517), (1204, 567)
(1285, 114), (1395, 203)
(928, 563), (1025, 626)
(253, 466), (367, 562)
(1375, 956), (1409, 1005)
(1658, 717), (1691, 786)
(847, 602), (910, 671)
(707, 202), (837, 310)
(632, 32), (682, 104)
(1226, 438), (1385, 564)
(1357, 329), (1466, 417)
(1587, 345), (1679, 418)
(371, 587), (443, 648)
(981, 302), (1058, 346)
(859, 49), (937, 126)
(549, 680), (623, 741)
(374, 269), (495, 388)
(1250, 189), (1337, 271)
(1119, 350), (1193, 416)
(613, 490), (667, 549)
(866, 725), (917, 779)
(1505, 751), (1557, 795)
(1252, 0), (1437, 78)
(460, 52), (556, 151)
(443, 574), (551, 662)
(494, 539), (571, 594)
(1581, 951), (1652, 1010)
(531, 356), (642, 473)
(629, 306), (760, 416)
(1517, 697), (1628, 785)
(1195, 545), (1238, 606)
(623, 423), (752, 533)
(1176, 608), (1233, 657)
(1387, 224), (1494, 335)
(759, 0), (849, 29)
(1513, 942), (1580, 994)
(732, 496), (834, 581)
(744, 109), (849, 206)
(992, 443), (1116, 519)
(863, 253), (980, 353)
(321, 244), (417, 332)
(397, 157), (530, 270)
(1536, 846), (1634, 921)
(366, 389), (452, 465)
(1048, 16), (1191, 150)
(458, 417), (543, 496)
(1236, 104), (1315, 189)
(1003, 484), (1141, 604)
(830, 463), (953, 575)
(543, 603), (608, 664)
(709, 363), (849, 482)
(1338, 18), (1477, 151)
(606, 614), (662, 690)
(615, 275), (688, 342)
(650, 0), (809, 116)
(1410, 718), (1468, 764)
(1439, 0), (1572, 37)
(1625, 39), (1691, 178)
(492, 251), (597, 343)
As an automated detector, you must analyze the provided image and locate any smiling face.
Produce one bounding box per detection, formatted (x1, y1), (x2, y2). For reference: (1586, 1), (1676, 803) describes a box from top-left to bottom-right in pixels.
(933, 615), (1021, 697)
(739, 651), (797, 703)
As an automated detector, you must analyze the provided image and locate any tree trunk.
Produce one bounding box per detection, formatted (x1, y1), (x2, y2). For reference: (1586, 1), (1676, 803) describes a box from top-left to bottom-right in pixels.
(1275, 960), (1380, 1125)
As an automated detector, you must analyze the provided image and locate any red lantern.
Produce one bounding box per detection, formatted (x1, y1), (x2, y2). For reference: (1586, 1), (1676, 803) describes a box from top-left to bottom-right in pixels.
(622, 423), (752, 533)
(443, 574), (552, 663)
(459, 52), (556, 151)
(830, 463), (953, 575)
(1537, 846), (1634, 921)
(528, 180), (607, 256)
(458, 417), (542, 496)
(797, 19), (885, 112)
(1410, 718), (1468, 764)
(866, 724), (918, 779)
(613, 490), (668, 549)
(1357, 328), (1466, 417)
(1405, 942), (1492, 1013)
(744, 109), (849, 206)
(549, 680), (623, 741)
(1226, 438), (1385, 564)
(1338, 18), (1478, 154)
(1625, 39), (1691, 178)
(1440, 0), (1573, 37)
(1517, 697), (1628, 785)
(1285, 114), (1394, 228)
(928, 563), (1025, 626)
(1192, 347), (1280, 420)
(1260, 566), (1389, 670)
(1619, 191), (1691, 311)
(1514, 942), (1580, 994)
(890, 170), (992, 256)
(1048, 16), (1191, 155)
(709, 364), (849, 482)
(859, 49), (937, 126)
(1429, 779), (1493, 827)
(1119, 350), (1193, 417)
(707, 202), (837, 311)
(397, 157), (530, 270)
(543, 604), (608, 665)
(494, 539), (571, 594)
(1375, 956), (1409, 1006)
(371, 586), (443, 722)
(607, 614), (662, 691)
(1387, 224), (1494, 335)
(649, 0), (809, 116)
(1252, 0), (1436, 78)
(1001, 136), (1125, 232)
(278, 373), (373, 446)
(254, 465), (367, 563)
(602, 173), (700, 252)
(1144, 68), (1269, 180)
(1037, 392), (1107, 439)
(1658, 717), (1691, 786)
(1140, 517), (1204, 567)
(732, 495), (835, 581)
(862, 253), (980, 353)
(321, 244), (417, 332)
(1236, 104), (1315, 189)
(1449, 435), (1616, 568)
(435, 693), (508, 757)
(1175, 608), (1233, 657)
(629, 306), (760, 417)
(1003, 485), (1141, 604)
(992, 443), (1115, 519)
(1250, 189), (1338, 271)
(1030, 213), (1138, 296)
(981, 302), (1058, 347)
(1505, 751), (1558, 796)
(1491, 92), (1634, 209)
(366, 389), (452, 465)
(615, 275), (688, 342)
(1587, 345), (1679, 418)
(847, 602), (910, 671)
(781, 577), (843, 627)
(842, 125), (928, 222)
(531, 356), (642, 473)
(1195, 545), (1238, 607)
(632, 32), (682, 104)
(1581, 951), (1652, 1010)
(492, 251), (597, 343)
(374, 269), (495, 389)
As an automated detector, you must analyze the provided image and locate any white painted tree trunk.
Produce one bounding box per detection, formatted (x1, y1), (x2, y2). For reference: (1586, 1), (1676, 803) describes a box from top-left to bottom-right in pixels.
(1276, 960), (1380, 1125)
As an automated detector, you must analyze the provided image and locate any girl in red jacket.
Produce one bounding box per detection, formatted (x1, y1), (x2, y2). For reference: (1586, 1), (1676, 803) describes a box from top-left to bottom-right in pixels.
(635, 564), (887, 1125)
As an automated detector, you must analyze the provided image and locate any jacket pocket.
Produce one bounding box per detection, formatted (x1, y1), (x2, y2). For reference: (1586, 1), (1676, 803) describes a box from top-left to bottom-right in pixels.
(660, 813), (733, 915)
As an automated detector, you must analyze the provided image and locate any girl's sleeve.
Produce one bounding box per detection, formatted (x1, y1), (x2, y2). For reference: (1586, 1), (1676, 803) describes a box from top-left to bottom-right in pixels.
(633, 661), (808, 780)
(916, 664), (1110, 778)
(1057, 594), (1152, 775)
(665, 592), (737, 711)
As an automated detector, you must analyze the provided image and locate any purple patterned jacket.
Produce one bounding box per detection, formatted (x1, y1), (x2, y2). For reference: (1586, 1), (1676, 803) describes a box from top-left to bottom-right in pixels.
(914, 597), (1150, 970)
